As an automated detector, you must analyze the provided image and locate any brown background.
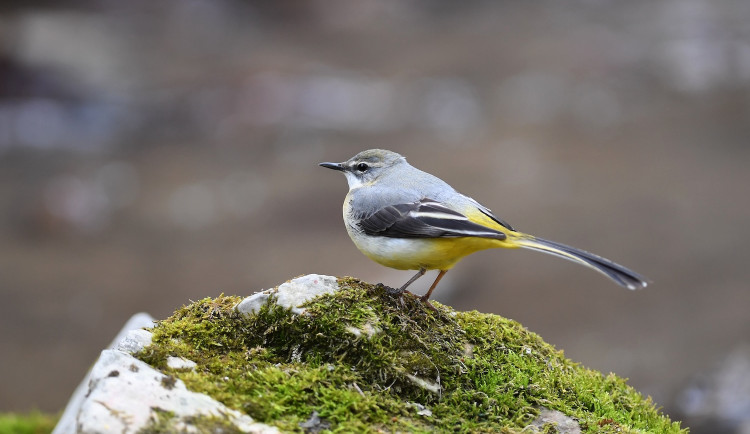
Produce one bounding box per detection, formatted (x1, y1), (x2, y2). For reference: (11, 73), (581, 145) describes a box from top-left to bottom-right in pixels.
(1, 1), (749, 431)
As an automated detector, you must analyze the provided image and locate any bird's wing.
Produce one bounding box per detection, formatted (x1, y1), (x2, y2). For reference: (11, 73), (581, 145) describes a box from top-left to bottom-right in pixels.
(355, 198), (507, 240)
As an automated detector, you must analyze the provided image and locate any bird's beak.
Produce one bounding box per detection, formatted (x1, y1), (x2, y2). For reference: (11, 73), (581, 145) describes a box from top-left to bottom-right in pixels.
(319, 162), (345, 171)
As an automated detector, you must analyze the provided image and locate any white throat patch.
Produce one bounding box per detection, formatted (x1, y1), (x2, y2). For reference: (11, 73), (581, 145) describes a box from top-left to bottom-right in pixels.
(344, 172), (365, 190)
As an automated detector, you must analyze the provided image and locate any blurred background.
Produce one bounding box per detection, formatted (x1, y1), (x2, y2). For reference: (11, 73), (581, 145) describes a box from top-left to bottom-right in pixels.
(1, 1), (749, 432)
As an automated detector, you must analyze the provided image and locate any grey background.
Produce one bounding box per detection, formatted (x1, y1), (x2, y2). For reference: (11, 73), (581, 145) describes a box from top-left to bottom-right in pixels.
(1, 1), (748, 431)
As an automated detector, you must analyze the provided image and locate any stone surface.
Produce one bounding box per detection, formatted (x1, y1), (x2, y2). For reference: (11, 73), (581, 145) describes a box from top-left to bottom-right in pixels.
(528, 408), (582, 433)
(235, 291), (271, 316)
(116, 328), (153, 354)
(76, 349), (278, 433)
(236, 274), (339, 316)
(167, 356), (197, 370)
(53, 312), (155, 434)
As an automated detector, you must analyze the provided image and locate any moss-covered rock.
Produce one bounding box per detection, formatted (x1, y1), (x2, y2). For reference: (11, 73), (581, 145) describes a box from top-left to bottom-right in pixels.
(136, 276), (685, 433)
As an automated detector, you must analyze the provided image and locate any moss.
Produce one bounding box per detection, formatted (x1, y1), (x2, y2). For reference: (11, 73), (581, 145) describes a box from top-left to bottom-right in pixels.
(135, 277), (686, 433)
(137, 408), (177, 434)
(0, 411), (58, 434)
(137, 408), (245, 434)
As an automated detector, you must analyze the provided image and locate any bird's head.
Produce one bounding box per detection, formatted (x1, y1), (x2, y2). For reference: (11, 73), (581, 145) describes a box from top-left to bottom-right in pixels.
(319, 149), (406, 189)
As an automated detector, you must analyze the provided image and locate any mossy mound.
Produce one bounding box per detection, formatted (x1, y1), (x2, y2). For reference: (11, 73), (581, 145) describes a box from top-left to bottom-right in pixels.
(136, 277), (685, 433)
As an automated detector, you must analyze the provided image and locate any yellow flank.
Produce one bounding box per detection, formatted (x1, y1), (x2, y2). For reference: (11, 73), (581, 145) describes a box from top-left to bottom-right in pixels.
(422, 237), (514, 269)
(357, 236), (509, 271)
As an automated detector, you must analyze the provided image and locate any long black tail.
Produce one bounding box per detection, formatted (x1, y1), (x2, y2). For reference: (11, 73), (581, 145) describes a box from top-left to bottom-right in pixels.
(512, 234), (648, 290)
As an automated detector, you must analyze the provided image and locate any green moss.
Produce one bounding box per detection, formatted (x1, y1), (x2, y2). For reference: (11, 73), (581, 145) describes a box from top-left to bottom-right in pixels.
(137, 408), (246, 434)
(137, 408), (177, 434)
(0, 411), (58, 434)
(136, 277), (685, 433)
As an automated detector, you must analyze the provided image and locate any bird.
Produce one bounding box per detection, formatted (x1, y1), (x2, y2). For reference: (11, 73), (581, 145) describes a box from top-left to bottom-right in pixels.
(319, 149), (648, 308)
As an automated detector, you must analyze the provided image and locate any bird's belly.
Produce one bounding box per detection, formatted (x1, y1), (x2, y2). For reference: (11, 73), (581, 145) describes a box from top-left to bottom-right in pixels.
(348, 230), (503, 271)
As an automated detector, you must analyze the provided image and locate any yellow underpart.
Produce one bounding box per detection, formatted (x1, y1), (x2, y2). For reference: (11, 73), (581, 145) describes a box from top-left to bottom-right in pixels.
(422, 236), (515, 270)
(358, 236), (511, 271)
(354, 206), (526, 271)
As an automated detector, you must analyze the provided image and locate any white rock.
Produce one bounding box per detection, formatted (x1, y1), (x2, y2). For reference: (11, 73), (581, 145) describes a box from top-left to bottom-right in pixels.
(116, 329), (153, 354)
(236, 291), (271, 316)
(236, 274), (339, 316)
(167, 356), (197, 371)
(53, 312), (155, 434)
(76, 349), (279, 434)
(109, 313), (155, 348)
(528, 408), (581, 434)
(275, 274), (339, 314)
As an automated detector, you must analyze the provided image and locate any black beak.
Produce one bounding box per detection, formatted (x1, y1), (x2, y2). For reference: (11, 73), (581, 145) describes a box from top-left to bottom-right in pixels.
(319, 162), (345, 171)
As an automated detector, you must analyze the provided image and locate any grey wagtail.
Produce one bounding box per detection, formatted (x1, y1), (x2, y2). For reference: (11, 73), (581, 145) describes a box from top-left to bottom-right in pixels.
(320, 149), (647, 308)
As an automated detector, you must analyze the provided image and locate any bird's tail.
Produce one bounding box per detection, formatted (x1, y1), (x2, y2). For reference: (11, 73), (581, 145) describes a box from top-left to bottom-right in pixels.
(510, 234), (648, 290)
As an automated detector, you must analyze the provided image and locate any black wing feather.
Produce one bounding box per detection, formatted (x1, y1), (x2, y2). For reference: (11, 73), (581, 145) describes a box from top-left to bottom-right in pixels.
(356, 199), (506, 240)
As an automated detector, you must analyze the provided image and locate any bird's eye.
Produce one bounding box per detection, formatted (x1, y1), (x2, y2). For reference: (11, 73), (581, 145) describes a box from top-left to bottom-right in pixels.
(356, 163), (369, 172)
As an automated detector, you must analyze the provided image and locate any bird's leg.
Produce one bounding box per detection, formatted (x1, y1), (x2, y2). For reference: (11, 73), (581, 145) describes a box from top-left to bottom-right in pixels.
(399, 268), (427, 295)
(419, 270), (447, 310)
(384, 269), (426, 308)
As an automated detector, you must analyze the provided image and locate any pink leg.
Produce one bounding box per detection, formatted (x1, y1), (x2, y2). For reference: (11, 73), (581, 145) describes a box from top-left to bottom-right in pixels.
(420, 270), (447, 310)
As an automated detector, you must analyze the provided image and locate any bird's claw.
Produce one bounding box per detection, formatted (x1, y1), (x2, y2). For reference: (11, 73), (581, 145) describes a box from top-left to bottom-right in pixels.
(377, 283), (421, 309)
(420, 296), (438, 312)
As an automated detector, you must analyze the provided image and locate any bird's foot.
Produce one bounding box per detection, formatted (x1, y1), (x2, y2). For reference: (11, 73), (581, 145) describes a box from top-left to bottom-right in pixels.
(419, 296), (438, 312)
(377, 283), (419, 309)
(377, 283), (416, 297)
